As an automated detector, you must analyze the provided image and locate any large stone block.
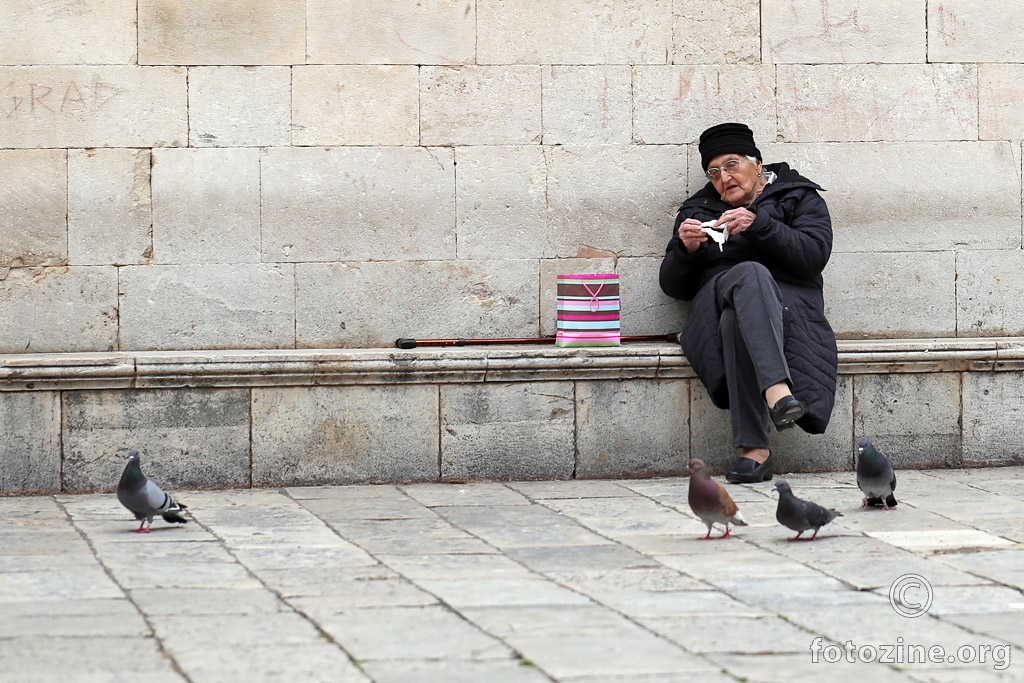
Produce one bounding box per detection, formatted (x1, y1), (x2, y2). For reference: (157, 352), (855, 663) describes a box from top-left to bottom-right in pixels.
(542, 66), (631, 145)
(929, 0), (1024, 62)
(0, 1), (136, 65)
(956, 250), (1024, 337)
(151, 148), (261, 264)
(292, 66), (419, 146)
(0, 267), (118, 354)
(306, 0), (476, 65)
(188, 67), (291, 147)
(0, 66), (186, 148)
(138, 0), (305, 65)
(853, 373), (962, 468)
(575, 379), (688, 479)
(671, 0), (759, 64)
(62, 388), (251, 491)
(755, 141), (1020, 253)
(68, 149), (152, 266)
(545, 146), (686, 258)
(778, 64), (977, 142)
(979, 64), (1024, 140)
(633, 66), (776, 144)
(440, 382), (575, 481)
(0, 149), (66, 267)
(477, 0), (671, 64)
(686, 380), (733, 475)
(261, 147), (455, 262)
(455, 145), (550, 260)
(762, 0), (926, 64)
(0, 392), (60, 493)
(421, 66), (542, 146)
(962, 372), (1024, 465)
(251, 385), (440, 486)
(616, 257), (689, 337)
(119, 264), (295, 351)
(824, 251), (956, 338)
(295, 260), (538, 348)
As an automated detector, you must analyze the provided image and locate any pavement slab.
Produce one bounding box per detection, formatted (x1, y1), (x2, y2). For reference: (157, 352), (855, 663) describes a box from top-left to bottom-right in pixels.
(2, 468), (1023, 682)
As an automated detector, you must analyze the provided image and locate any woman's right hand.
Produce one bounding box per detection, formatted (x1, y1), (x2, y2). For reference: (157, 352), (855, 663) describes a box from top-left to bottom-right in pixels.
(678, 218), (708, 253)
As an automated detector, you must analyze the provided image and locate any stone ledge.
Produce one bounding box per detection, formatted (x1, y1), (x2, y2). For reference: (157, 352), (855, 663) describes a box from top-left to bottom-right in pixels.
(2, 337), (1024, 494)
(1, 337), (1024, 391)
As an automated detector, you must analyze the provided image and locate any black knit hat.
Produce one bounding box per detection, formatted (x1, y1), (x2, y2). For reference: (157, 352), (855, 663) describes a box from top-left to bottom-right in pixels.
(699, 122), (761, 171)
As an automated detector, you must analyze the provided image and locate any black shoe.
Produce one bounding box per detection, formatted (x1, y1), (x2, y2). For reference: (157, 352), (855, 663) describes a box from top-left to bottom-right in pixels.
(769, 395), (804, 430)
(725, 452), (774, 484)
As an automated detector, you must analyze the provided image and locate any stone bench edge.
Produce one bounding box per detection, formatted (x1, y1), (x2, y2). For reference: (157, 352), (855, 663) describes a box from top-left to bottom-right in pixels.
(1, 337), (1022, 391)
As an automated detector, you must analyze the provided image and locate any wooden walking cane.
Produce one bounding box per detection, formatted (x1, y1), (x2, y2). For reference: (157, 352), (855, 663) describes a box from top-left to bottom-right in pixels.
(395, 333), (680, 349)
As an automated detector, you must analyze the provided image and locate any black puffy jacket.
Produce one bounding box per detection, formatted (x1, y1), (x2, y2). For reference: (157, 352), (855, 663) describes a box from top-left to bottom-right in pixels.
(659, 163), (838, 434)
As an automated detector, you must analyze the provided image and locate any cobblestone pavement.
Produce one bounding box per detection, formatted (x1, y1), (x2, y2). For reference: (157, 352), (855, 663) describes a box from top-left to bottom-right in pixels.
(2, 467), (1024, 682)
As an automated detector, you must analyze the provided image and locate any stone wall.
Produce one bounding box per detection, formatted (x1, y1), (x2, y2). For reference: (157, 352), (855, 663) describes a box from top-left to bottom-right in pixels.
(3, 2), (1024, 491)
(3, 339), (1024, 494)
(2, 1), (1022, 353)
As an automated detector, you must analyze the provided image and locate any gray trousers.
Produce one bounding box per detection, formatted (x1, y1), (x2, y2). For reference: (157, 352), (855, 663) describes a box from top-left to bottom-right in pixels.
(714, 262), (792, 449)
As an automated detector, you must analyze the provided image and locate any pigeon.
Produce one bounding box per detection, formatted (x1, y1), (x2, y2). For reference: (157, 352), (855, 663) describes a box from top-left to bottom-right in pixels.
(686, 458), (748, 539)
(772, 479), (842, 541)
(116, 450), (188, 533)
(856, 437), (897, 510)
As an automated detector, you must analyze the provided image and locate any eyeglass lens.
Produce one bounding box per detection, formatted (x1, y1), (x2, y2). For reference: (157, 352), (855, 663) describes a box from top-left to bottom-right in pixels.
(707, 159), (743, 178)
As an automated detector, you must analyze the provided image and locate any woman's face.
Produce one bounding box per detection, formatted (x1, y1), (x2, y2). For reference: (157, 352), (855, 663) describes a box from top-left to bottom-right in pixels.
(707, 153), (764, 207)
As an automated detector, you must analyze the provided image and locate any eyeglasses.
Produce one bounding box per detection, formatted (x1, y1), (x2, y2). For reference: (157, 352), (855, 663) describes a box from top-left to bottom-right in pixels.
(705, 158), (746, 179)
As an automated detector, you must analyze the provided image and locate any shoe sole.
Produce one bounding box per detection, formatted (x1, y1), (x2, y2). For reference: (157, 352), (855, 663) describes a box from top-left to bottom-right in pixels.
(726, 471), (774, 484)
(772, 405), (805, 430)
(724, 471), (770, 485)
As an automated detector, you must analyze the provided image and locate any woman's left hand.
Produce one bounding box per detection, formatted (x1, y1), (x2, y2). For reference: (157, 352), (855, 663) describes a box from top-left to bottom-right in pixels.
(717, 207), (756, 236)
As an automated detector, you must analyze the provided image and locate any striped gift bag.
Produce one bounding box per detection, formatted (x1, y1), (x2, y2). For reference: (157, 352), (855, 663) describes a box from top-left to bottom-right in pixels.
(555, 273), (621, 347)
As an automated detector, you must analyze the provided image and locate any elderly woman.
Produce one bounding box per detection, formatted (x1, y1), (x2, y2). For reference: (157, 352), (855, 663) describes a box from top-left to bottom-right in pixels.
(660, 122), (838, 483)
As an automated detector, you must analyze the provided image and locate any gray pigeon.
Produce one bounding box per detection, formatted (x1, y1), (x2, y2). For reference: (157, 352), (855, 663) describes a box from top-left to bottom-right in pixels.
(117, 450), (188, 533)
(856, 437), (897, 510)
(772, 479), (842, 541)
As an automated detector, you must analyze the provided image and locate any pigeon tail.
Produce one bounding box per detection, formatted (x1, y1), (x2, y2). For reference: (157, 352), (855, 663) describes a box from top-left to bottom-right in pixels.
(162, 509), (188, 525)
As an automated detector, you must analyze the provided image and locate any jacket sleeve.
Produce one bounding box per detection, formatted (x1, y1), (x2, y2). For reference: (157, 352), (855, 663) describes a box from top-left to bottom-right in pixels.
(659, 210), (711, 301)
(746, 189), (832, 279)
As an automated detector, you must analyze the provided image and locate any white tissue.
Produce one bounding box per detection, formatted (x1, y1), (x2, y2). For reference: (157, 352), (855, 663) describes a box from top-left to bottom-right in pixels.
(700, 220), (729, 251)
